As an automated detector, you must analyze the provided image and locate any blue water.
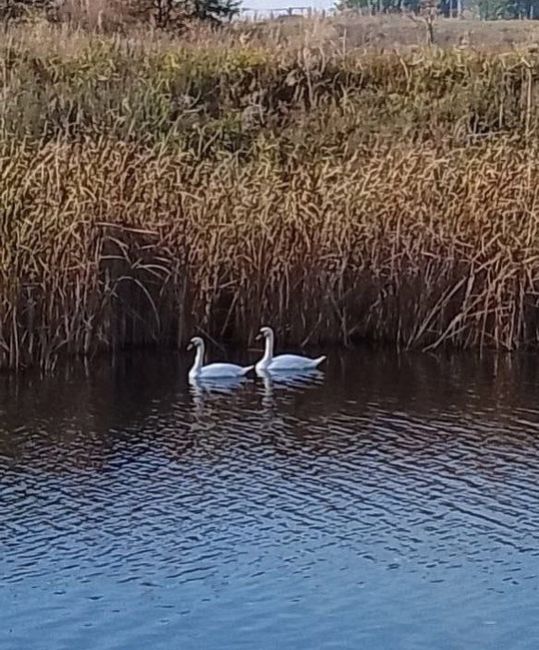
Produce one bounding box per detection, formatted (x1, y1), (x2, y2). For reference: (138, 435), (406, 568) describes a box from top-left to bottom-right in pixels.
(1, 351), (539, 649)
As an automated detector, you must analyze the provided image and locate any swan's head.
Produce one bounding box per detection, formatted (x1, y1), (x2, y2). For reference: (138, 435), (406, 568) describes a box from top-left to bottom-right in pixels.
(256, 326), (273, 341)
(187, 336), (204, 351)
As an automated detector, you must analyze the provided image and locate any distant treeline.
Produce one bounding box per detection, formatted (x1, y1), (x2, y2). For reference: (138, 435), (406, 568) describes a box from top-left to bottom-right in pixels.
(4, 0), (539, 25)
(338, 0), (539, 20)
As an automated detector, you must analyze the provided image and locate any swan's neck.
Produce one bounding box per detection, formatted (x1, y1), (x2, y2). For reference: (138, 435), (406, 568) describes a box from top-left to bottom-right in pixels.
(190, 343), (205, 375)
(261, 332), (274, 364)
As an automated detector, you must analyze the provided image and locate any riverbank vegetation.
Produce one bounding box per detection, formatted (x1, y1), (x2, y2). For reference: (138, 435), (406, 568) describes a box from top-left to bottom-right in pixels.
(3, 18), (539, 369)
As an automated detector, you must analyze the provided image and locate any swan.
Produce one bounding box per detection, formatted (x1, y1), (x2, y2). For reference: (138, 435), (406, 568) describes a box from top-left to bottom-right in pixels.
(188, 336), (253, 380)
(255, 326), (326, 374)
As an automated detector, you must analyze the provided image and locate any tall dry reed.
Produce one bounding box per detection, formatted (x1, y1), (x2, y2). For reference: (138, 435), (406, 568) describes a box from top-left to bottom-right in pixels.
(3, 23), (539, 369)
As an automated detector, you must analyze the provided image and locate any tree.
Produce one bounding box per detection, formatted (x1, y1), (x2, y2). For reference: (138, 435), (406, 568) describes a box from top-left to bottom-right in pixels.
(335, 0), (421, 13)
(189, 0), (239, 22)
(0, 0), (240, 27)
(139, 0), (239, 27)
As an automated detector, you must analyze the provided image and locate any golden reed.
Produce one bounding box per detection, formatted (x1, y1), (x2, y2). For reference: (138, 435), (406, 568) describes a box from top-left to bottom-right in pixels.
(2, 23), (539, 369)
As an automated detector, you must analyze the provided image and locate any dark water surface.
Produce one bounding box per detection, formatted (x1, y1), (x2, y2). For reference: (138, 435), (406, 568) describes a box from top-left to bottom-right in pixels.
(1, 349), (539, 649)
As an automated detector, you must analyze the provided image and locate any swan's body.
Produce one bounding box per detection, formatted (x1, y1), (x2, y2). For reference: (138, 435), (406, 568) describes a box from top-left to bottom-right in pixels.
(255, 327), (326, 374)
(188, 337), (253, 380)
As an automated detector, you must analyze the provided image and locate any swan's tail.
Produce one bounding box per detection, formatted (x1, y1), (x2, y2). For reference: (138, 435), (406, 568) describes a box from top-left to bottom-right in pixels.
(241, 365), (255, 376)
(313, 356), (327, 368)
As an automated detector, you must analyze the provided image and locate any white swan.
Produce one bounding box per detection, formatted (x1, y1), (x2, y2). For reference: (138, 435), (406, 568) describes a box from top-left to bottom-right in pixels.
(255, 326), (326, 374)
(188, 336), (253, 380)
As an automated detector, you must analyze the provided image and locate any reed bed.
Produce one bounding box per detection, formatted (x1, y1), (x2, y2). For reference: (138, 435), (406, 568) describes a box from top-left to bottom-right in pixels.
(3, 23), (539, 369)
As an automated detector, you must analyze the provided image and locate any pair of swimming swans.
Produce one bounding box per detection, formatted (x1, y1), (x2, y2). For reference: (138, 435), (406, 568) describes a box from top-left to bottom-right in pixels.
(188, 326), (326, 380)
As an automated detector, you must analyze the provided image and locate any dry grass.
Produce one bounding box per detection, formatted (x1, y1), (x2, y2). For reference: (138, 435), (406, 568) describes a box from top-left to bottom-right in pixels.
(3, 21), (539, 369)
(333, 15), (539, 50)
(238, 14), (539, 51)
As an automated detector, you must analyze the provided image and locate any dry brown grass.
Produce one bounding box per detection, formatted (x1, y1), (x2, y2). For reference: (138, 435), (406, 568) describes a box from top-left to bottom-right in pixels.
(238, 14), (539, 52)
(4, 137), (539, 370)
(3, 22), (539, 369)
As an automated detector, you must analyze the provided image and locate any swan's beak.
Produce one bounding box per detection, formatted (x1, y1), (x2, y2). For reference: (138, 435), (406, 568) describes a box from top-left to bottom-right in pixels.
(187, 343), (193, 351)
(255, 333), (263, 341)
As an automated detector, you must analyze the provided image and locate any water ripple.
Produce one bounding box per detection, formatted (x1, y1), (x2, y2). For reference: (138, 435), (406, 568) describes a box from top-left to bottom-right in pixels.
(1, 351), (539, 649)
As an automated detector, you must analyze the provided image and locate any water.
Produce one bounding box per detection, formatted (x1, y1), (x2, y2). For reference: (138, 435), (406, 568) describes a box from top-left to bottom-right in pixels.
(1, 349), (539, 649)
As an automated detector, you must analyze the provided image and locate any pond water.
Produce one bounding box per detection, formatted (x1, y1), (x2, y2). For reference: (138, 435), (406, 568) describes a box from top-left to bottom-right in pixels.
(1, 348), (539, 649)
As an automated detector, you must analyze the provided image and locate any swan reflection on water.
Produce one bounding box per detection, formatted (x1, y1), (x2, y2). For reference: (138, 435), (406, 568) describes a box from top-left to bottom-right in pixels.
(189, 375), (249, 394)
(258, 368), (324, 390)
(188, 368), (325, 414)
(188, 375), (250, 415)
(258, 368), (325, 408)
(189, 368), (324, 397)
